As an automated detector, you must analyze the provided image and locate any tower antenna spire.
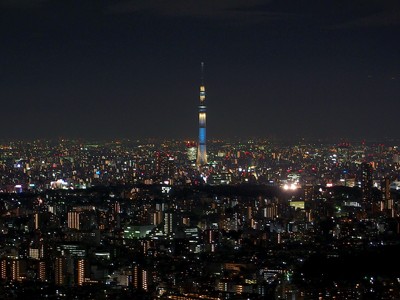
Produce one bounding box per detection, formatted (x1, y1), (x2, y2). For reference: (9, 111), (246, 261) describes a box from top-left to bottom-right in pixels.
(201, 61), (205, 85)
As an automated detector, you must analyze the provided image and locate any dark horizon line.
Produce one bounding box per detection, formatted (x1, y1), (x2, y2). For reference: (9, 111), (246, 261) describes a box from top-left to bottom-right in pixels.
(0, 135), (399, 144)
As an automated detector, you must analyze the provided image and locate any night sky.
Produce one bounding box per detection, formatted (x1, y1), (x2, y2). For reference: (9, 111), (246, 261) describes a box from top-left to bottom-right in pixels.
(0, 0), (399, 140)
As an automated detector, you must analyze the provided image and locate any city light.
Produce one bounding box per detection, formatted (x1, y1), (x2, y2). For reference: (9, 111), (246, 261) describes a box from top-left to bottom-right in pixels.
(283, 183), (298, 190)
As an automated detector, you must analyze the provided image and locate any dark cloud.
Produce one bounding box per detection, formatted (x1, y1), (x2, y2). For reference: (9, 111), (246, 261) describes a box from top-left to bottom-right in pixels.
(105, 0), (400, 30)
(105, 0), (299, 24)
(312, 0), (400, 30)
(107, 0), (267, 16)
(0, 0), (50, 8)
(334, 8), (400, 29)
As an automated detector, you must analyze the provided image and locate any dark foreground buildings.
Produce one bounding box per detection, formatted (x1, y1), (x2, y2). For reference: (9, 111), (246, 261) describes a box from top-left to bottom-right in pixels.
(1, 139), (400, 299)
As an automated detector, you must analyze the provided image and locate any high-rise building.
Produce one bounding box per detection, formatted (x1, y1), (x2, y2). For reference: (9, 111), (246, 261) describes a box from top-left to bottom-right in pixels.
(76, 259), (87, 286)
(55, 256), (66, 286)
(0, 259), (7, 280)
(186, 141), (197, 162)
(196, 62), (207, 166)
(68, 211), (80, 230)
(11, 259), (21, 281)
(132, 263), (151, 292)
(38, 260), (46, 282)
(361, 162), (373, 203)
(163, 211), (175, 236)
(155, 152), (175, 180)
(304, 183), (314, 202)
(29, 248), (40, 260)
(382, 177), (391, 203)
(381, 177), (394, 216)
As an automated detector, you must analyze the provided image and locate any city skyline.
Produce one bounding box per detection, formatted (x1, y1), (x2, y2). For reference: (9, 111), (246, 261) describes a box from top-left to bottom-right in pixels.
(0, 1), (399, 140)
(0, 129), (400, 297)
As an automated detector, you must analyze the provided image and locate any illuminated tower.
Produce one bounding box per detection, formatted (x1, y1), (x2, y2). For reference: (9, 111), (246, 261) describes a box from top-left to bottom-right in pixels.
(196, 62), (207, 166)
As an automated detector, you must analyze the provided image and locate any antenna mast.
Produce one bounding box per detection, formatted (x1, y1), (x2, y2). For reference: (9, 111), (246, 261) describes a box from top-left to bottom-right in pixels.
(201, 62), (204, 85)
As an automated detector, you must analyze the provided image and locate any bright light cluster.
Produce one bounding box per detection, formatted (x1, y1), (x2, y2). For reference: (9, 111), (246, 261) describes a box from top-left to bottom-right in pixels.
(283, 183), (297, 190)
